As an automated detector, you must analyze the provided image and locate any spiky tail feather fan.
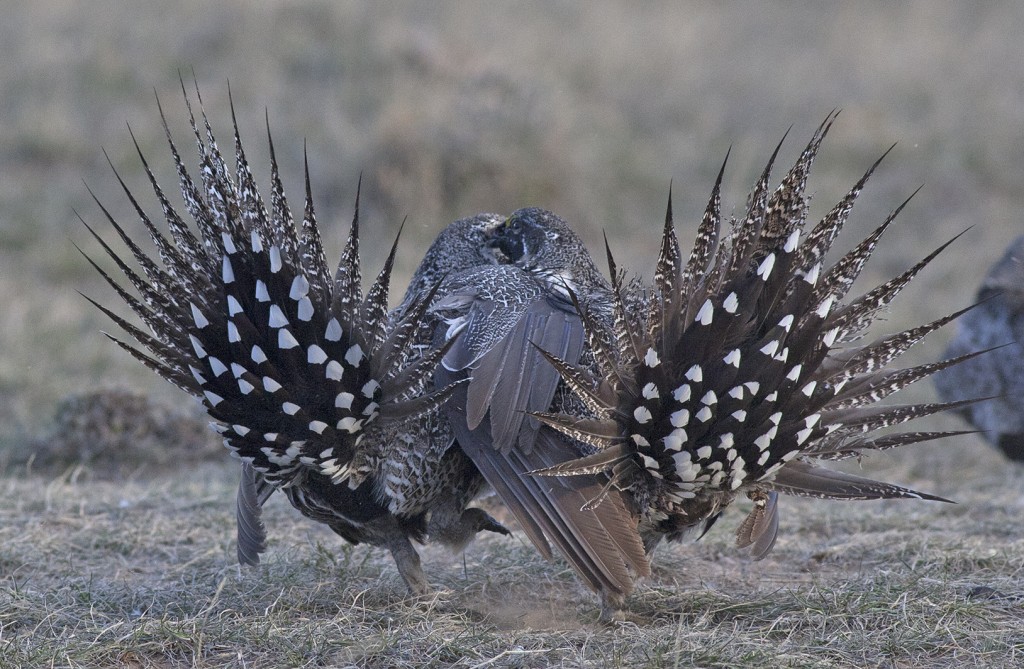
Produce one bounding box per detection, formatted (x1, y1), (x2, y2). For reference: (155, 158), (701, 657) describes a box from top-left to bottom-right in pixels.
(533, 113), (982, 557)
(82, 84), (457, 512)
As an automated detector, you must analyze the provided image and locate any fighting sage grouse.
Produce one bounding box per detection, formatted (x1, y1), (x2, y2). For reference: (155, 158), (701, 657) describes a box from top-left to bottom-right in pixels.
(82, 88), (514, 597)
(487, 114), (981, 574)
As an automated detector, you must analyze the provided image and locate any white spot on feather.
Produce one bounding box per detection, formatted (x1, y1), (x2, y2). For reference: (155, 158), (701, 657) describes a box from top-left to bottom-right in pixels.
(685, 365), (703, 382)
(337, 417), (362, 433)
(325, 318), (342, 342)
(307, 345), (327, 364)
(255, 280), (270, 303)
(189, 335), (207, 359)
(784, 229), (800, 253)
(189, 365), (206, 386)
(227, 321), (241, 343)
(297, 297), (314, 321)
(757, 253), (776, 279)
(290, 275), (310, 300)
(642, 382), (660, 399)
(640, 453), (661, 475)
(282, 402), (300, 416)
(268, 305), (289, 328)
(644, 348), (661, 367)
(695, 299), (714, 325)
(190, 303), (209, 329)
(345, 344), (364, 366)
(263, 376), (282, 393)
(633, 406), (653, 424)
(208, 356), (228, 377)
(278, 329), (300, 349)
(723, 292), (738, 313)
(251, 345), (267, 364)
(723, 349), (741, 367)
(670, 409), (689, 427)
(663, 429), (686, 451)
(326, 360), (344, 381)
(222, 256), (235, 284)
(269, 245), (283, 273)
(335, 392), (354, 409)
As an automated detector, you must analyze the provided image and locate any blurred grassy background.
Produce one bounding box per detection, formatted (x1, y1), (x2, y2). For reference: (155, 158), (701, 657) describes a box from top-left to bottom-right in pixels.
(2, 4), (1024, 665)
(1, 0), (1023, 443)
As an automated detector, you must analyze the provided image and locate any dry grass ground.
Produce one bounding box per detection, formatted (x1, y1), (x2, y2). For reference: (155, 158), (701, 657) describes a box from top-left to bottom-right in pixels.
(2, 2), (1024, 667)
(2, 442), (1022, 668)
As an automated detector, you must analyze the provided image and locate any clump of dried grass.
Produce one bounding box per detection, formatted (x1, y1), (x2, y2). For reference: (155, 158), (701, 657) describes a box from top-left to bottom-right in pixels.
(15, 389), (221, 479)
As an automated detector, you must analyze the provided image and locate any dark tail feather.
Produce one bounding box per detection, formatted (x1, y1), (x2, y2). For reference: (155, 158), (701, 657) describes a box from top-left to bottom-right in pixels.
(236, 463), (275, 566)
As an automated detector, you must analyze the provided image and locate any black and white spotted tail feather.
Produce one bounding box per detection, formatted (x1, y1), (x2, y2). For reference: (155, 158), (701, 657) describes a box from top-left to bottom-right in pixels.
(532, 115), (981, 557)
(82, 89), (458, 558)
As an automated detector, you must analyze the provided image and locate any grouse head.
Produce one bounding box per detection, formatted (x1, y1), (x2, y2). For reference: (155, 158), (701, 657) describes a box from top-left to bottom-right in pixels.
(491, 207), (608, 303)
(398, 213), (507, 309)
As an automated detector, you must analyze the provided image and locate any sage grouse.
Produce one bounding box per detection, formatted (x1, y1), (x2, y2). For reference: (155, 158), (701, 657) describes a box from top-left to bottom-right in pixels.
(428, 211), (651, 617)
(82, 90), (512, 596)
(934, 234), (1024, 462)
(492, 115), (979, 569)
